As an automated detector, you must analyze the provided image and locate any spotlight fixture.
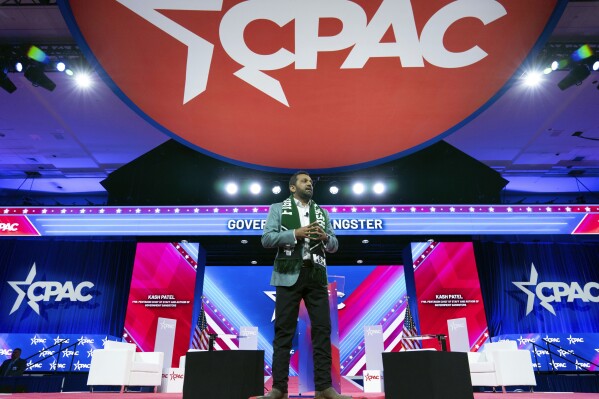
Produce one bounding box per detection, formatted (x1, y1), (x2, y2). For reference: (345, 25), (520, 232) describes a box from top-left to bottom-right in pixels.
(557, 44), (597, 91)
(0, 69), (17, 93)
(272, 183), (281, 194)
(249, 182), (262, 195)
(373, 182), (385, 195)
(329, 182), (339, 195)
(225, 182), (238, 195)
(352, 182), (365, 195)
(558, 63), (590, 91)
(24, 63), (56, 91)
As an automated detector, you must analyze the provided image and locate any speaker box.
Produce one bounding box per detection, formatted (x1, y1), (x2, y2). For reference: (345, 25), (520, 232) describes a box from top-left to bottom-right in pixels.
(382, 351), (473, 399)
(182, 350), (264, 399)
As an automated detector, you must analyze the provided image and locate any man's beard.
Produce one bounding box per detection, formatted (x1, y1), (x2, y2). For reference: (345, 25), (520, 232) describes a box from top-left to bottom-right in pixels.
(297, 189), (312, 201)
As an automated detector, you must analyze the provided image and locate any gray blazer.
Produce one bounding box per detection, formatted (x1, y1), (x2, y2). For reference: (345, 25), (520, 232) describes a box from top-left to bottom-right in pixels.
(261, 201), (338, 287)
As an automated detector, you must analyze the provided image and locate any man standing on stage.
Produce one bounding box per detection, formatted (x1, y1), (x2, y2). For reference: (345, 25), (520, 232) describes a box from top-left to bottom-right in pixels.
(260, 171), (350, 399)
(0, 348), (26, 377)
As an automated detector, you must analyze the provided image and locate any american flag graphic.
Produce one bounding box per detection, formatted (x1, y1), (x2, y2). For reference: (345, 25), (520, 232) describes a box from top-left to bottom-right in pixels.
(191, 299), (211, 350)
(400, 302), (421, 350)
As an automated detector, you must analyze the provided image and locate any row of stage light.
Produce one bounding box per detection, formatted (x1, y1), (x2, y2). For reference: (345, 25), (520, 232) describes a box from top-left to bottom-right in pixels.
(0, 45), (93, 93)
(522, 44), (599, 89)
(222, 181), (389, 196)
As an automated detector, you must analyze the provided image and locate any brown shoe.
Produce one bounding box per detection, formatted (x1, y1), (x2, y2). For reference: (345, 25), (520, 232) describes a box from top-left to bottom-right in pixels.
(256, 387), (288, 399)
(314, 387), (352, 399)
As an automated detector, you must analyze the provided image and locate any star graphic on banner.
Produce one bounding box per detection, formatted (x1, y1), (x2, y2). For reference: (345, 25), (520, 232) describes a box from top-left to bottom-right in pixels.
(8, 263), (37, 314)
(87, 349), (94, 358)
(264, 291), (277, 322)
(513, 264), (539, 316)
(102, 336), (109, 347)
(513, 263), (556, 316)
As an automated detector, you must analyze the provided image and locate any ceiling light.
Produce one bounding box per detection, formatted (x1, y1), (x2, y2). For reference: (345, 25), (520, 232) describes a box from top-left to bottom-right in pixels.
(361, 239), (369, 244)
(240, 239), (248, 244)
(522, 71), (542, 87)
(249, 182), (261, 195)
(74, 72), (92, 88)
(272, 184), (281, 194)
(24, 64), (56, 91)
(15, 62), (23, 72)
(0, 70), (17, 94)
(225, 182), (238, 195)
(593, 61), (599, 72)
(551, 61), (559, 71)
(352, 182), (365, 195)
(250, 260), (257, 265)
(329, 183), (339, 195)
(373, 182), (385, 194)
(56, 62), (66, 72)
(356, 259), (363, 264)
(558, 63), (590, 91)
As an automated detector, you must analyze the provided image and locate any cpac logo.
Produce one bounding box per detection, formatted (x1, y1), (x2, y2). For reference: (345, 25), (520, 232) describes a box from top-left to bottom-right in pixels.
(77, 337), (94, 345)
(550, 360), (567, 369)
(30, 335), (47, 345)
(62, 349), (79, 358)
(117, 0), (507, 106)
(365, 327), (382, 336)
(66, 0), (562, 170)
(516, 336), (535, 345)
(533, 349), (549, 357)
(557, 349), (574, 357)
(0, 223), (18, 232)
(0, 349), (12, 356)
(39, 350), (53, 358)
(448, 320), (466, 331)
(26, 360), (42, 370)
(513, 263), (599, 316)
(7, 263), (95, 315)
(575, 360), (591, 370)
(73, 361), (91, 371)
(567, 335), (584, 345)
(50, 361), (66, 371)
(543, 336), (560, 344)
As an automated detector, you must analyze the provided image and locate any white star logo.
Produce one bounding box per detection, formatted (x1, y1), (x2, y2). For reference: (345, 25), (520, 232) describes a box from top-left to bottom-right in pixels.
(512, 263), (540, 316)
(264, 291), (277, 322)
(8, 263), (38, 314)
(513, 263), (555, 316)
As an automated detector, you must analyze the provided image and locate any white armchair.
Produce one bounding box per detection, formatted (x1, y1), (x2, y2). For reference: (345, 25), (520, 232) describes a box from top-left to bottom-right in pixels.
(468, 341), (536, 393)
(87, 341), (164, 393)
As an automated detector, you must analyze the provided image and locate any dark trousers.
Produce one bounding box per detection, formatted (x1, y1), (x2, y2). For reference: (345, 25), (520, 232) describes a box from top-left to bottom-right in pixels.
(272, 268), (332, 393)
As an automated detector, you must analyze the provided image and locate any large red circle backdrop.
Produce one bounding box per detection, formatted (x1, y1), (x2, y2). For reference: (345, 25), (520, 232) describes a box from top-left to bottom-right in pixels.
(64, 0), (561, 170)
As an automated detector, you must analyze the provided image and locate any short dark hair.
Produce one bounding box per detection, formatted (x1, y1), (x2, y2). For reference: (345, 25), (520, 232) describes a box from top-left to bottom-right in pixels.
(13, 348), (21, 353)
(289, 171), (310, 187)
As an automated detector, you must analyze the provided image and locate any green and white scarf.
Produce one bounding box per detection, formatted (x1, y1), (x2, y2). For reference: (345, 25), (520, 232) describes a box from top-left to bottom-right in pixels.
(274, 195), (329, 285)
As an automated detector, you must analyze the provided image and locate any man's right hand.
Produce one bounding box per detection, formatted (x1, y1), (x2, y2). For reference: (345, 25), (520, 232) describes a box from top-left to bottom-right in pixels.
(295, 222), (320, 239)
